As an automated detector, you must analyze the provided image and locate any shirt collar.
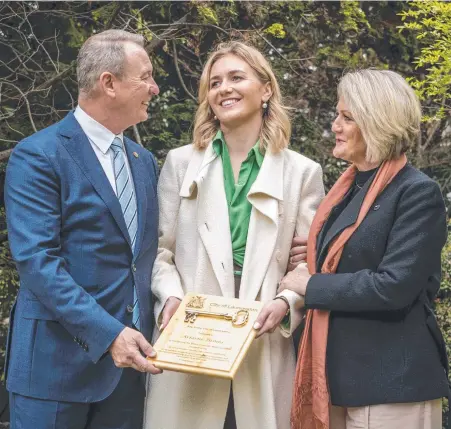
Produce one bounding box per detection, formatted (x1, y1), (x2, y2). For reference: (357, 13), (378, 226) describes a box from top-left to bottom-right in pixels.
(212, 130), (225, 156)
(74, 106), (124, 154)
(212, 130), (264, 167)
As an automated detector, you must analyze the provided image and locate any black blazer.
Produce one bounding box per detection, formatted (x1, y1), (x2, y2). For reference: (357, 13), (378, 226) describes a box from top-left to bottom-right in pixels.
(305, 164), (449, 407)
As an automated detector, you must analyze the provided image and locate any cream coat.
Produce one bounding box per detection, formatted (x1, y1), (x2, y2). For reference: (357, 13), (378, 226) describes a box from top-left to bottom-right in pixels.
(144, 143), (324, 429)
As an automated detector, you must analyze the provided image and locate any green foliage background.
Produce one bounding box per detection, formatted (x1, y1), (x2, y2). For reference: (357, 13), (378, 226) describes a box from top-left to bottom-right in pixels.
(0, 1), (450, 424)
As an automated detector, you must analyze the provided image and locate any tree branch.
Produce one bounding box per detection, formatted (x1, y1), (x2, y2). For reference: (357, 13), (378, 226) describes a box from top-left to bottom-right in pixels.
(145, 14), (189, 53)
(34, 62), (76, 92)
(253, 27), (303, 77)
(172, 40), (197, 103)
(31, 4), (124, 94)
(147, 21), (230, 36)
(2, 81), (37, 132)
(421, 97), (448, 150)
(105, 2), (123, 29)
(421, 119), (442, 151)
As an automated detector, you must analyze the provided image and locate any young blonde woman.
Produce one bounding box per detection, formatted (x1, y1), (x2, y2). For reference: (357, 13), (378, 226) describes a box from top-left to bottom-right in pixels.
(144, 41), (325, 429)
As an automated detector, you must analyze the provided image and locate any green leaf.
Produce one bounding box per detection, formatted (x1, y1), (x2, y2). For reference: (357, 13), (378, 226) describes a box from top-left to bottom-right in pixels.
(264, 23), (286, 39)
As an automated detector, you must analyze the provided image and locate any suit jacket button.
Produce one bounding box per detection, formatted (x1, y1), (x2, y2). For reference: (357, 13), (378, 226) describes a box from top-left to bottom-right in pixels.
(373, 204), (380, 211)
(126, 305), (134, 314)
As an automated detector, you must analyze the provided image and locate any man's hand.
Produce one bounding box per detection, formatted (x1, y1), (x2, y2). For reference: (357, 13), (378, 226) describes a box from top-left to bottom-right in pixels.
(253, 299), (289, 339)
(160, 296), (181, 331)
(109, 327), (162, 374)
(278, 263), (311, 296)
(287, 236), (308, 272)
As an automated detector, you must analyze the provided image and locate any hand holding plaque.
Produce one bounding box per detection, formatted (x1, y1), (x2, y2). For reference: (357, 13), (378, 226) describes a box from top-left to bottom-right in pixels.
(148, 293), (263, 379)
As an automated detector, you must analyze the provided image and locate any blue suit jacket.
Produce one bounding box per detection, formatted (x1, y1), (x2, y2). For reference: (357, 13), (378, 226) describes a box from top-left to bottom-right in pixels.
(4, 112), (159, 402)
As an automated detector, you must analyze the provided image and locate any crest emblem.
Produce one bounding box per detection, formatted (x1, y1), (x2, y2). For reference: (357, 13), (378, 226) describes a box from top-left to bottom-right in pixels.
(186, 295), (206, 309)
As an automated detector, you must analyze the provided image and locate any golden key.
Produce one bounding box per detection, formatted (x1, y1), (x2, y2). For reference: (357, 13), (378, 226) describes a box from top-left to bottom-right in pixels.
(184, 309), (249, 327)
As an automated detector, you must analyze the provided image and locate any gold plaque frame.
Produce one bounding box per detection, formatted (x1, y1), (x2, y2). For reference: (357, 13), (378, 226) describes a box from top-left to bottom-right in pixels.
(148, 293), (263, 379)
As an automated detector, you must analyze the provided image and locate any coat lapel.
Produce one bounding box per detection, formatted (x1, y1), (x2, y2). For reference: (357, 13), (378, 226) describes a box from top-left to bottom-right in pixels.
(59, 113), (131, 248)
(315, 187), (352, 269)
(124, 138), (147, 259)
(179, 144), (217, 198)
(241, 150), (284, 300)
(316, 176), (372, 270)
(180, 144), (235, 298)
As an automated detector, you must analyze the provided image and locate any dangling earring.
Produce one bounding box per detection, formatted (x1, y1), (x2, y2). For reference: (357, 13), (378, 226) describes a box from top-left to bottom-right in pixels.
(262, 102), (268, 109)
(214, 115), (217, 120)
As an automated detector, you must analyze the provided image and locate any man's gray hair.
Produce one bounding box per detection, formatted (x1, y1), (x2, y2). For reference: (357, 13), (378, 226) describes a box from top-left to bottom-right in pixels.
(77, 29), (145, 95)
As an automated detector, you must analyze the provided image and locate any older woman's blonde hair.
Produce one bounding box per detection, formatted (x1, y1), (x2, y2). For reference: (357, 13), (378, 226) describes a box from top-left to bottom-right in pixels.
(192, 41), (291, 152)
(338, 69), (422, 163)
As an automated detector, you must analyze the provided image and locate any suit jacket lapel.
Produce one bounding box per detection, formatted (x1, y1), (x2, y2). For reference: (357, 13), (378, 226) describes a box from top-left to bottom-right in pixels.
(315, 187), (352, 270)
(241, 150), (284, 300)
(124, 138), (147, 260)
(59, 113), (131, 248)
(316, 176), (372, 271)
(180, 144), (235, 298)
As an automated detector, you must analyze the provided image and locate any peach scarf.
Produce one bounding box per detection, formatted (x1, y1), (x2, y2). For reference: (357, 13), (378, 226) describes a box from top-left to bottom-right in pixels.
(291, 154), (407, 429)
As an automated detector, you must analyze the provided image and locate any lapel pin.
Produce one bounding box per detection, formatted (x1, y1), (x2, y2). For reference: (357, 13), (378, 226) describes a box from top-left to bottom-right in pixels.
(133, 152), (139, 158)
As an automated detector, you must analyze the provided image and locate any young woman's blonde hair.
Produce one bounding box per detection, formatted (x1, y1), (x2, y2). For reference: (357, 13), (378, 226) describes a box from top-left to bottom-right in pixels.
(338, 69), (422, 163)
(192, 41), (291, 153)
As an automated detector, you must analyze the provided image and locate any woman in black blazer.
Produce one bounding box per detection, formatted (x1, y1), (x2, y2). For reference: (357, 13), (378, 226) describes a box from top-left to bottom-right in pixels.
(280, 69), (449, 429)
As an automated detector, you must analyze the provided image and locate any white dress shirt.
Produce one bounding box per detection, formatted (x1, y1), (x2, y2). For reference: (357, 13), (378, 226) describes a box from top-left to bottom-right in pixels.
(73, 106), (135, 197)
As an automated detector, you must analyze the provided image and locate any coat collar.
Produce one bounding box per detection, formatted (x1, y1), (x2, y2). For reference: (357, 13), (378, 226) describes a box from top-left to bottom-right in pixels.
(247, 148), (284, 218)
(179, 142), (284, 203)
(183, 143), (234, 297)
(179, 142), (217, 198)
(241, 149), (284, 300)
(316, 169), (376, 270)
(178, 142), (285, 299)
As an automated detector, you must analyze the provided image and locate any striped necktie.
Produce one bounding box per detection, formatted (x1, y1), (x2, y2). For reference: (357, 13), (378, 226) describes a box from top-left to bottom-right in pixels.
(111, 137), (140, 330)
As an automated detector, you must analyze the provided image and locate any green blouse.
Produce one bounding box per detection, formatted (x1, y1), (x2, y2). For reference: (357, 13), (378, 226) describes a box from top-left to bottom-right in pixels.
(212, 130), (264, 275)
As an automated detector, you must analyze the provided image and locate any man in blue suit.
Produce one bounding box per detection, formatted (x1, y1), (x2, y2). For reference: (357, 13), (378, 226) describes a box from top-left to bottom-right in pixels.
(4, 29), (162, 429)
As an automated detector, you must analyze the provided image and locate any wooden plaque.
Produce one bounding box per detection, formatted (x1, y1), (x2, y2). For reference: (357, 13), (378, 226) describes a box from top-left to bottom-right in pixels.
(148, 293), (264, 379)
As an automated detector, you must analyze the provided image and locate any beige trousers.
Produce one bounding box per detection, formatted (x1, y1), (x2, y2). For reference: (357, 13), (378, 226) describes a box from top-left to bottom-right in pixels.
(330, 399), (442, 429)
